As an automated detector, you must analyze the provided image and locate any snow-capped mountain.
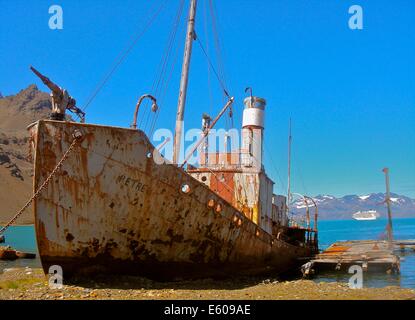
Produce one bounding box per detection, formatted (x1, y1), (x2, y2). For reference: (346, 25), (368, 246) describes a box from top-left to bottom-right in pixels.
(291, 193), (415, 220)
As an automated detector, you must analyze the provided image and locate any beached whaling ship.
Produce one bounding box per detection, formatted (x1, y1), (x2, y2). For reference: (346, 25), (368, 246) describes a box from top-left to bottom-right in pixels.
(17, 0), (318, 280)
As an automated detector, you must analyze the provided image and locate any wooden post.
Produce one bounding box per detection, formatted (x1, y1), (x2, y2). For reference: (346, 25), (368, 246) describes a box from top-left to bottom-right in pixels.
(286, 119), (292, 217)
(382, 168), (393, 246)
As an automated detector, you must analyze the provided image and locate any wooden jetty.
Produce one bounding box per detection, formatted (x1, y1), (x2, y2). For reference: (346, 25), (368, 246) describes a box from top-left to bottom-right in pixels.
(394, 240), (415, 252)
(302, 240), (401, 277)
(300, 170), (415, 278)
(301, 169), (415, 278)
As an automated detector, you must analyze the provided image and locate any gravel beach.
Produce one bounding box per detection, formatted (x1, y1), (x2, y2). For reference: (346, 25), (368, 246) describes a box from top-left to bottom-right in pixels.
(0, 268), (414, 300)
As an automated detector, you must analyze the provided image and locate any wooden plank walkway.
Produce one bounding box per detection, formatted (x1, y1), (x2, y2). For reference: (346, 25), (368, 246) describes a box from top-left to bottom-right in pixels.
(302, 240), (401, 277)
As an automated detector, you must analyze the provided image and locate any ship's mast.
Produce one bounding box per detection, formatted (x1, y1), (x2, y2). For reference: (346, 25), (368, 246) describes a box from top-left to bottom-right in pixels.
(173, 0), (198, 165)
(286, 119), (292, 215)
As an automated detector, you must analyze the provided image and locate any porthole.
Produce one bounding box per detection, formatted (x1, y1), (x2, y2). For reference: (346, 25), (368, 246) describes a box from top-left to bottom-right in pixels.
(146, 151), (153, 159)
(233, 215), (242, 227)
(237, 219), (243, 227)
(207, 199), (215, 208)
(215, 203), (222, 213)
(181, 184), (191, 194)
(201, 176), (207, 182)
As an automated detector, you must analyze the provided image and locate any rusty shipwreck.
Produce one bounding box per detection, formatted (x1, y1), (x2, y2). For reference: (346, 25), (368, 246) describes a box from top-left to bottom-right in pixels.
(26, 0), (318, 280)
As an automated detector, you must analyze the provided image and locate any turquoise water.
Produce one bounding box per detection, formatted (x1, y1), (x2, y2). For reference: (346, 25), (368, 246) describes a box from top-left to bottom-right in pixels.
(0, 225), (40, 270)
(1, 219), (414, 288)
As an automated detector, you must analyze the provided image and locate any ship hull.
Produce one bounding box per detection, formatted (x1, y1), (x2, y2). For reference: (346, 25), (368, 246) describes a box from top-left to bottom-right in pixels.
(353, 217), (377, 221)
(30, 120), (312, 280)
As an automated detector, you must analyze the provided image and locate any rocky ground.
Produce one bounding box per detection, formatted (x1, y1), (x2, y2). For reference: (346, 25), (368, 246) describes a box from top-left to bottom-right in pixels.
(0, 268), (414, 300)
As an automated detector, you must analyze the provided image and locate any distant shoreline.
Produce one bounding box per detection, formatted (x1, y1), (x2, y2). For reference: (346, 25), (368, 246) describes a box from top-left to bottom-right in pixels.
(319, 216), (415, 222)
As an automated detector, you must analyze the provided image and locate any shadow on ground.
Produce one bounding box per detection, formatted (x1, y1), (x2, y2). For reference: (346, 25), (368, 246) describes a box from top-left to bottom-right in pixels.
(65, 271), (303, 291)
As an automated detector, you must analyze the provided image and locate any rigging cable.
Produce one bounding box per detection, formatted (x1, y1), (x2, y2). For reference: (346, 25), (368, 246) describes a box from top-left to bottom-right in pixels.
(81, 0), (170, 116)
(246, 130), (287, 196)
(208, 0), (229, 97)
(155, 0), (186, 97)
(196, 37), (229, 99)
(140, 0), (185, 133)
(264, 141), (287, 194)
(207, 0), (233, 129)
(148, 0), (186, 137)
(203, 0), (214, 117)
(149, 36), (182, 137)
(150, 0), (232, 136)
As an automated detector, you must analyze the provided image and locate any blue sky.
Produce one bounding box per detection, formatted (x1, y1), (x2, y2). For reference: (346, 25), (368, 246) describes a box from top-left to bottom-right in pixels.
(1, 0), (414, 198)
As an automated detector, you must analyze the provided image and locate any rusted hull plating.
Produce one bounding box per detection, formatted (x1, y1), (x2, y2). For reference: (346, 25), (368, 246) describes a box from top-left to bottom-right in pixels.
(31, 120), (312, 280)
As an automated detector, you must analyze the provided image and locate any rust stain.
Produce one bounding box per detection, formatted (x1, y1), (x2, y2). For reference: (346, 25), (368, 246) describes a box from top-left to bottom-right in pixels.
(322, 246), (350, 255)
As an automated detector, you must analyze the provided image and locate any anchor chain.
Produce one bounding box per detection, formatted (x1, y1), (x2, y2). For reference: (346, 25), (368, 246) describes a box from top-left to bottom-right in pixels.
(0, 130), (83, 235)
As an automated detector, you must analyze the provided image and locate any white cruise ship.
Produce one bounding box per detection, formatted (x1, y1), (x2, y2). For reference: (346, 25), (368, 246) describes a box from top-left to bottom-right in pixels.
(352, 210), (379, 221)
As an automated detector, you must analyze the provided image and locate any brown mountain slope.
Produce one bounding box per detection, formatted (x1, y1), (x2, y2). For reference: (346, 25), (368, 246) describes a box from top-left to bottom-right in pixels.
(0, 85), (52, 225)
